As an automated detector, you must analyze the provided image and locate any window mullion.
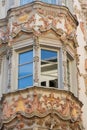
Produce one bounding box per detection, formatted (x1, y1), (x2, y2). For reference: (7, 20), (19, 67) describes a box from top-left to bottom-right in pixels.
(18, 74), (33, 79)
(58, 48), (63, 89)
(33, 38), (40, 86)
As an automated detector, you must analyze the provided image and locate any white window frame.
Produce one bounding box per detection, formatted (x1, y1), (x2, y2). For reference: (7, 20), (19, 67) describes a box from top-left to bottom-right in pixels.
(11, 39), (34, 91)
(17, 48), (33, 89)
(66, 52), (74, 91)
(11, 37), (64, 91)
(39, 46), (63, 89)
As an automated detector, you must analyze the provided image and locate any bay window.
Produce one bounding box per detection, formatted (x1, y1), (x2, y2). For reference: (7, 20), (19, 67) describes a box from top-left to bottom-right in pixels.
(18, 50), (33, 89)
(17, 48), (61, 89)
(16, 46), (75, 91)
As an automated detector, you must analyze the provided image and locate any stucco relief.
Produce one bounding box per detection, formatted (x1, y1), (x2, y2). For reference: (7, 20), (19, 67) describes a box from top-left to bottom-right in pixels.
(1, 88), (83, 130)
(9, 13), (76, 38)
(1, 113), (83, 130)
(0, 7), (77, 45)
(0, 29), (9, 44)
(0, 4), (78, 49)
(2, 91), (82, 122)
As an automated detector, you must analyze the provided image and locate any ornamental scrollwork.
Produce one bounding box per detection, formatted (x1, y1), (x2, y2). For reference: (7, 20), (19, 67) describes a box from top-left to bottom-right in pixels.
(2, 91), (82, 123)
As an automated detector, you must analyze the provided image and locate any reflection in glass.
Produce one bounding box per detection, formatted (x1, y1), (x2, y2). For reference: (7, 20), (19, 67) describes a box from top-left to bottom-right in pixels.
(41, 49), (58, 88)
(18, 50), (33, 89)
(18, 76), (33, 89)
(20, 0), (33, 5)
(20, 0), (62, 6)
(19, 50), (33, 64)
(42, 0), (56, 4)
(18, 63), (33, 77)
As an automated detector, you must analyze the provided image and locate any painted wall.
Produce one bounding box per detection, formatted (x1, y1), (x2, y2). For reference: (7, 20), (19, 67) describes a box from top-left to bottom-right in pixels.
(73, 0), (87, 129)
(0, 0), (20, 19)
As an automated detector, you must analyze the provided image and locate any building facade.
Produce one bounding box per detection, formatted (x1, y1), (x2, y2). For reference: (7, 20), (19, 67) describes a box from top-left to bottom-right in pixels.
(0, 0), (87, 130)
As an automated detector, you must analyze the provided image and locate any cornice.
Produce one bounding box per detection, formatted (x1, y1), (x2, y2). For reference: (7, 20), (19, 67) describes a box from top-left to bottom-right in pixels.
(0, 18), (7, 27)
(0, 1), (78, 27)
(0, 86), (83, 129)
(7, 1), (78, 25)
(2, 86), (83, 106)
(0, 1), (78, 48)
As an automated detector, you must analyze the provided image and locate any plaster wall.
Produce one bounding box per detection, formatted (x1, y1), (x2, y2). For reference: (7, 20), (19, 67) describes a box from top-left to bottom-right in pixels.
(0, 1), (6, 19)
(73, 0), (87, 129)
(0, 0), (20, 19)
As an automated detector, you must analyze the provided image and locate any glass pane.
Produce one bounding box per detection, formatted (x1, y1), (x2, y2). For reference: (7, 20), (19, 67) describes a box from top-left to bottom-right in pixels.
(18, 75), (33, 89)
(41, 49), (57, 61)
(19, 50), (33, 64)
(18, 63), (33, 77)
(42, 0), (56, 4)
(20, 0), (33, 5)
(41, 49), (58, 88)
(51, 0), (56, 4)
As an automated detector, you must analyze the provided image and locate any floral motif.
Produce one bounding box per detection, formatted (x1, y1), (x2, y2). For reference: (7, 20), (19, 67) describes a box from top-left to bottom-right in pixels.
(4, 12), (76, 38)
(0, 7), (77, 45)
(0, 29), (9, 44)
(2, 91), (82, 123)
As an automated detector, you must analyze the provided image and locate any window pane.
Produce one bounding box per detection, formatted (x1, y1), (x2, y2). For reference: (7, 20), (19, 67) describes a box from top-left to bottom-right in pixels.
(41, 49), (57, 61)
(19, 50), (33, 64)
(18, 76), (33, 89)
(18, 50), (33, 89)
(42, 0), (56, 4)
(51, 0), (56, 4)
(20, 0), (33, 5)
(41, 49), (58, 88)
(18, 63), (33, 77)
(58, 0), (62, 5)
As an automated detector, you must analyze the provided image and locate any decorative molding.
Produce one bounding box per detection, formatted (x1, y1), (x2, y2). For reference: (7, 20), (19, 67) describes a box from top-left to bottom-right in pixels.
(33, 37), (39, 84)
(0, 1), (78, 47)
(2, 112), (84, 130)
(0, 45), (11, 73)
(0, 86), (83, 129)
(0, 29), (9, 44)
